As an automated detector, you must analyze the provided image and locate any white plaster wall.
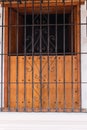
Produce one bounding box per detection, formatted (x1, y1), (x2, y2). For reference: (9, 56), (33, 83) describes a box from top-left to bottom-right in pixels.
(0, 113), (87, 130)
(81, 1), (87, 109)
(0, 6), (4, 108)
(0, 6), (2, 107)
(0, 2), (87, 130)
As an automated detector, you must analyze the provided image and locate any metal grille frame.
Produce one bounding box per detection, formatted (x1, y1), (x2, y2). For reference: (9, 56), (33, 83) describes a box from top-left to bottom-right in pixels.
(0, 0), (86, 112)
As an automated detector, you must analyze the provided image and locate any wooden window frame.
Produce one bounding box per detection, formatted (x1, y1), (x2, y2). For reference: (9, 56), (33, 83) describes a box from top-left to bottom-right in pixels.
(4, 3), (81, 112)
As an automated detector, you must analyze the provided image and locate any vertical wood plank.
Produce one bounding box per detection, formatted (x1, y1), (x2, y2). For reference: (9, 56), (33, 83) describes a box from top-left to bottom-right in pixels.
(49, 56), (56, 82)
(26, 56), (32, 109)
(49, 56), (56, 110)
(33, 56), (40, 110)
(73, 56), (80, 110)
(57, 56), (64, 109)
(18, 56), (24, 108)
(34, 56), (40, 83)
(33, 84), (40, 110)
(26, 56), (32, 83)
(49, 84), (56, 110)
(42, 56), (48, 110)
(10, 56), (16, 108)
(73, 5), (80, 111)
(65, 56), (72, 110)
(26, 84), (32, 110)
(42, 83), (48, 110)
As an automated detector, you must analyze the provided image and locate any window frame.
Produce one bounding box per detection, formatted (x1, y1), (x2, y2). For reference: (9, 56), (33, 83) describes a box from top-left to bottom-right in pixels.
(4, 3), (81, 112)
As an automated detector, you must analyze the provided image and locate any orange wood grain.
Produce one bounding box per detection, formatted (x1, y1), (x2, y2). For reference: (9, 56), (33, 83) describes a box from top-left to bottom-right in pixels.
(9, 56), (80, 111)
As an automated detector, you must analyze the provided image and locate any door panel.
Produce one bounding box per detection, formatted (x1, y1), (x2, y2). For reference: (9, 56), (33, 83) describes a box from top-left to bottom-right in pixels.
(9, 55), (80, 111)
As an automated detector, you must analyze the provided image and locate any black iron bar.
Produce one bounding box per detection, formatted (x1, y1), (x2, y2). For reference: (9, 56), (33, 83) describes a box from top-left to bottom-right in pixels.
(16, 0), (19, 112)
(62, 0), (65, 112)
(10, 81), (87, 84)
(2, 81), (87, 84)
(4, 52), (87, 55)
(55, 0), (58, 111)
(8, 0), (12, 112)
(24, 0), (27, 112)
(79, 0), (82, 112)
(0, 23), (87, 28)
(32, 0), (34, 112)
(71, 0), (74, 112)
(40, 0), (42, 111)
(47, 0), (50, 112)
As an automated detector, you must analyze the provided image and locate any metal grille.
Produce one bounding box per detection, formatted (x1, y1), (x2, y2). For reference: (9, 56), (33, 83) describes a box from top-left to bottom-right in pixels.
(0, 0), (87, 112)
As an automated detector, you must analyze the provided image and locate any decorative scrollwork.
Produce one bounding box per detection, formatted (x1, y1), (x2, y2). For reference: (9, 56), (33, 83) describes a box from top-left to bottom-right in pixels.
(26, 14), (56, 54)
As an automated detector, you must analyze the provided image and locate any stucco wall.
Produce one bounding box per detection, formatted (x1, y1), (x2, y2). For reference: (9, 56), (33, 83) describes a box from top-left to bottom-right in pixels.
(81, 1), (87, 109)
(0, 113), (87, 130)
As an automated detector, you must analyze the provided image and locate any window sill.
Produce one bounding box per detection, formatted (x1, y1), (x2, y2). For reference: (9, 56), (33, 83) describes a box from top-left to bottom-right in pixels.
(0, 113), (87, 130)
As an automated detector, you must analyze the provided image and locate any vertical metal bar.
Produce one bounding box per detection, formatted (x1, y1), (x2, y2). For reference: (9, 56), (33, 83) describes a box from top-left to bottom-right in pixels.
(32, 0), (34, 112)
(24, 0), (27, 112)
(8, 0), (12, 112)
(48, 0), (50, 111)
(71, 0), (74, 112)
(79, 0), (82, 112)
(55, 0), (58, 111)
(63, 0), (66, 112)
(16, 0), (19, 112)
(40, 0), (42, 112)
(1, 1), (4, 112)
